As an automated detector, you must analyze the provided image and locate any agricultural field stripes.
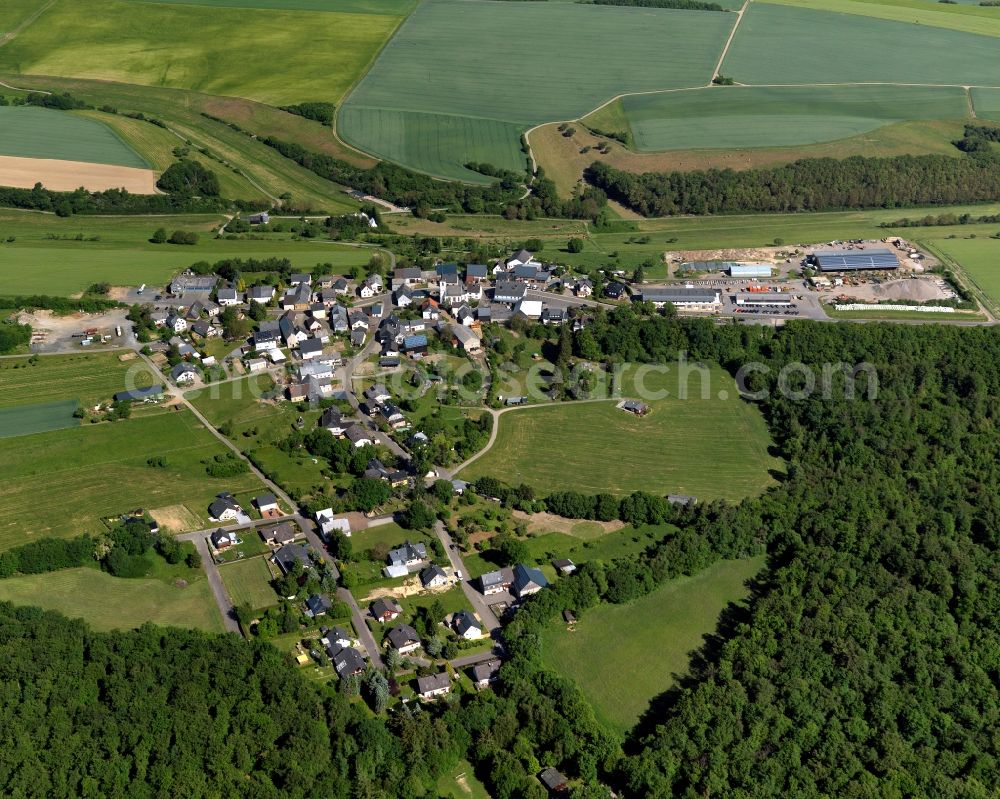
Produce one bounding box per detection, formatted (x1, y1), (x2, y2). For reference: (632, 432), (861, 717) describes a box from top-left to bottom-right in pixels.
(971, 89), (1000, 121)
(761, 0), (1000, 37)
(0, 107), (150, 167)
(0, 353), (155, 409)
(339, 0), (733, 176)
(0, 400), (78, 439)
(337, 107), (529, 183)
(721, 4), (1000, 87)
(621, 85), (970, 152)
(0, 409), (265, 547)
(0, 0), (403, 106)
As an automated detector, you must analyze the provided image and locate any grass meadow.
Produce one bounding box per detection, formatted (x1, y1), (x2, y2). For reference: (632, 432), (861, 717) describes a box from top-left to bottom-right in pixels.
(0, 106), (150, 167)
(0, 0), (404, 106)
(542, 555), (765, 734)
(763, 0), (1000, 37)
(0, 409), (265, 548)
(339, 0), (732, 177)
(620, 85), (970, 152)
(0, 399), (79, 439)
(722, 4), (1000, 86)
(139, 0), (416, 11)
(0, 353), (156, 409)
(461, 365), (781, 500)
(971, 89), (1000, 121)
(0, 210), (372, 295)
(0, 0), (42, 36)
(0, 564), (224, 632)
(924, 236), (1000, 313)
(219, 556), (279, 611)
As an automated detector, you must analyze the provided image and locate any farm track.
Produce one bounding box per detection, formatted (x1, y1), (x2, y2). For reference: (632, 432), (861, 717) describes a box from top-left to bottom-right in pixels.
(0, 0), (56, 49)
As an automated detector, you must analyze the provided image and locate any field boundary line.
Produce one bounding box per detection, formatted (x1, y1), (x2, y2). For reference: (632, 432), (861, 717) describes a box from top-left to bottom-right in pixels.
(0, 0), (58, 49)
(713, 0), (749, 83)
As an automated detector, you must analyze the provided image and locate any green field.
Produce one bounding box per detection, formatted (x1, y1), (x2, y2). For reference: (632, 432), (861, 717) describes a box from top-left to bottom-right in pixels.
(139, 0), (415, 11)
(337, 107), (528, 183)
(723, 4), (1000, 86)
(620, 85), (969, 152)
(0, 0), (44, 36)
(435, 760), (492, 799)
(0, 106), (149, 167)
(971, 88), (1000, 121)
(0, 399), (79, 439)
(0, 0), (403, 106)
(542, 555), (765, 734)
(0, 565), (223, 632)
(339, 0), (733, 179)
(0, 210), (372, 295)
(0, 353), (156, 409)
(0, 409), (264, 548)
(461, 366), (781, 500)
(219, 556), (279, 611)
(763, 0), (1000, 37)
(925, 236), (1000, 312)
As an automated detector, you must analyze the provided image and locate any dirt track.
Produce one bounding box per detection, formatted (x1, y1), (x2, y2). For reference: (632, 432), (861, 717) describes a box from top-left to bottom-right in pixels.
(0, 154), (158, 193)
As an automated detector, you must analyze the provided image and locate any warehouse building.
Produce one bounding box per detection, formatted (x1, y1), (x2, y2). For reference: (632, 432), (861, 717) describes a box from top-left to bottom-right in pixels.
(729, 263), (773, 278)
(639, 287), (721, 309)
(735, 292), (793, 306)
(810, 249), (899, 272)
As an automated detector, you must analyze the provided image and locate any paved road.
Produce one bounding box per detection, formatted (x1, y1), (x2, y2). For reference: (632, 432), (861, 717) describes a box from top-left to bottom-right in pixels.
(432, 520), (500, 632)
(337, 587), (384, 668)
(450, 648), (503, 669)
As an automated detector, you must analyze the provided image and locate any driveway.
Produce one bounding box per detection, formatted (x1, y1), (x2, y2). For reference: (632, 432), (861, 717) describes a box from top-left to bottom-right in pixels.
(432, 520), (500, 632)
(185, 533), (240, 634)
(338, 587), (384, 668)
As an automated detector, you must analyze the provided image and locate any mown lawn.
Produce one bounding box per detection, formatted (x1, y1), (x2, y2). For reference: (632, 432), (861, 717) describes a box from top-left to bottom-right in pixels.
(925, 236), (1000, 312)
(219, 556), (279, 611)
(542, 555), (766, 735)
(0, 409), (264, 548)
(462, 365), (781, 500)
(0, 564), (223, 632)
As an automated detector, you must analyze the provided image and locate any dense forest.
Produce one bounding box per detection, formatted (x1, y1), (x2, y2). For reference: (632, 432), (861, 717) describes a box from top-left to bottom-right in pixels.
(585, 151), (1000, 215)
(3, 310), (999, 797)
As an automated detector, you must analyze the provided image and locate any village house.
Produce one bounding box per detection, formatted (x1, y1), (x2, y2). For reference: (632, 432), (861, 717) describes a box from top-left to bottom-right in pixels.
(604, 280), (628, 300)
(332, 645), (365, 678)
(391, 267), (421, 289)
(452, 609), (482, 640)
(289, 273), (312, 287)
(316, 508), (352, 539)
(470, 658), (502, 690)
(451, 323), (482, 354)
(417, 672), (451, 700)
(513, 564), (549, 598)
(386, 623), (422, 654)
(420, 564), (449, 589)
(385, 541), (427, 577)
(322, 625), (353, 652)
(465, 263), (489, 283)
(421, 299), (440, 320)
(370, 597), (403, 624)
(272, 543), (313, 575)
(253, 322), (281, 351)
(254, 493), (279, 515)
(217, 286), (242, 306)
(479, 568), (514, 596)
(574, 278), (594, 298)
(210, 529), (238, 551)
(208, 493), (242, 522)
(298, 338), (324, 360)
(539, 768), (569, 794)
(249, 285), (275, 303)
(321, 407), (349, 436)
(344, 424), (374, 448)
(359, 274), (383, 298)
(166, 313), (187, 333)
(170, 362), (198, 385)
(304, 594), (333, 618)
(260, 521), (297, 546)
(494, 281), (527, 304)
(246, 358), (269, 374)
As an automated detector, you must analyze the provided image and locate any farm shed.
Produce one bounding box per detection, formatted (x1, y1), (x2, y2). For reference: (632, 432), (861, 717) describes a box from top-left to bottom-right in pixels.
(638, 288), (721, 308)
(811, 249), (899, 272)
(728, 263), (773, 278)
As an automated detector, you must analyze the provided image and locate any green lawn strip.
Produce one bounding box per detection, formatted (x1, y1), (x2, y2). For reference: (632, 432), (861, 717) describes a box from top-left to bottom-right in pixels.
(435, 758), (493, 799)
(0, 409), (265, 548)
(541, 555), (766, 735)
(922, 235), (1000, 313)
(219, 555), (280, 611)
(761, 0), (1000, 37)
(0, 0), (403, 106)
(722, 4), (1000, 86)
(0, 564), (224, 632)
(461, 366), (780, 501)
(619, 85), (969, 152)
(0, 106), (150, 167)
(0, 399), (79, 439)
(0, 353), (157, 409)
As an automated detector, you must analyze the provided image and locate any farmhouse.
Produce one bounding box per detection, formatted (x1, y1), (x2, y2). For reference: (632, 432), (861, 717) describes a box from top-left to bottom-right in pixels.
(420, 564), (449, 589)
(217, 287), (242, 306)
(416, 672), (451, 700)
(113, 385), (164, 403)
(494, 281), (527, 304)
(210, 529), (238, 551)
(370, 597), (403, 623)
(387, 623), (421, 654)
(272, 543), (313, 575)
(513, 564), (549, 598)
(470, 658), (501, 689)
(451, 324), (481, 353)
(639, 288), (721, 309)
(452, 609), (482, 640)
(208, 494), (242, 522)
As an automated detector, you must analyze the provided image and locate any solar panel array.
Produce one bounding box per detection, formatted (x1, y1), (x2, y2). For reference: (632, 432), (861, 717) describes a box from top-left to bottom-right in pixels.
(814, 249), (900, 272)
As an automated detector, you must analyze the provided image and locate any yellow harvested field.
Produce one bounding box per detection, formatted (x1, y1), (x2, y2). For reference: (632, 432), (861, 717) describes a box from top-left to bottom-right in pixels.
(0, 154), (159, 192)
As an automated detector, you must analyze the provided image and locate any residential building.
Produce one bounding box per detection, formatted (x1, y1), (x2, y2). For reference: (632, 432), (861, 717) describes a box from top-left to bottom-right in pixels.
(470, 658), (501, 689)
(451, 324), (481, 353)
(272, 543), (313, 575)
(217, 287), (241, 306)
(479, 568), (514, 596)
(249, 284), (275, 303)
(331, 645), (365, 678)
(417, 672), (451, 700)
(210, 529), (238, 551)
(166, 313), (187, 333)
(316, 508), (351, 538)
(254, 493), (279, 514)
(304, 594), (333, 618)
(539, 768), (569, 794)
(420, 564), (448, 589)
(370, 597), (403, 623)
(260, 522), (297, 546)
(298, 338), (324, 360)
(387, 541), (427, 570)
(513, 564), (549, 598)
(494, 281), (527, 304)
(452, 609), (481, 640)
(208, 494), (241, 522)
(344, 424), (373, 448)
(170, 362), (198, 384)
(386, 623), (421, 654)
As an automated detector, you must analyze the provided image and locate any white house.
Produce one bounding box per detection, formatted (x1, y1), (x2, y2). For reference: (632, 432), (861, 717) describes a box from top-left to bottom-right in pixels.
(416, 672), (451, 700)
(166, 314), (187, 333)
(316, 508), (352, 538)
(217, 287), (242, 306)
(208, 494), (242, 522)
(452, 609), (482, 640)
